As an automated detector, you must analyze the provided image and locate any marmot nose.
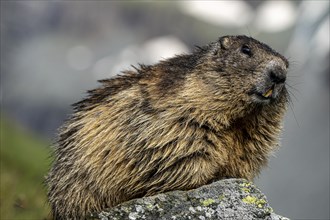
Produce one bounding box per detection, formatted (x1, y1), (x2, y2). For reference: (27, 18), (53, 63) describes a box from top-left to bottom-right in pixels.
(269, 68), (286, 84)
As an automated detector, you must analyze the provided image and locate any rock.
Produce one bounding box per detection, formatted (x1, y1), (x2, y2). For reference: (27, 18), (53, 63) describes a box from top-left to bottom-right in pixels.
(90, 178), (290, 220)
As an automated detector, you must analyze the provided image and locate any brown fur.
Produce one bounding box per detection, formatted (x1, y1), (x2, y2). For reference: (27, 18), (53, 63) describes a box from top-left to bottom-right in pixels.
(46, 35), (289, 219)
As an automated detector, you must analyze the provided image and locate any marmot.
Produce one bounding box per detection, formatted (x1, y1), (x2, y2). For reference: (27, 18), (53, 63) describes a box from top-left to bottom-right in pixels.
(46, 35), (289, 219)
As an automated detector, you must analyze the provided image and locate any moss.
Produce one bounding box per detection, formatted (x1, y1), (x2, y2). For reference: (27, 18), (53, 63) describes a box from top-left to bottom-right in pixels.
(242, 196), (257, 204)
(266, 207), (274, 213)
(201, 198), (215, 206)
(218, 195), (225, 200)
(242, 187), (250, 193)
(256, 199), (267, 208)
(240, 182), (252, 187)
(242, 196), (267, 209)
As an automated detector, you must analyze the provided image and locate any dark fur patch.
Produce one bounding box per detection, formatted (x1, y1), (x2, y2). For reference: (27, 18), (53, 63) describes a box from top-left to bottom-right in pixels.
(156, 53), (204, 95)
(142, 165), (159, 181)
(102, 150), (111, 159)
(139, 85), (156, 114)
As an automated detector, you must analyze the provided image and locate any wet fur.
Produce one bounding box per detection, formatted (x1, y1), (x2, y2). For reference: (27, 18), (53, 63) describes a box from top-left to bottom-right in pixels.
(46, 35), (289, 219)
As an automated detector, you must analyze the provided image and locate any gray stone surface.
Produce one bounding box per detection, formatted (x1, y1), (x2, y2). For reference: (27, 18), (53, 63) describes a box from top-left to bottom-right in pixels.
(90, 179), (289, 220)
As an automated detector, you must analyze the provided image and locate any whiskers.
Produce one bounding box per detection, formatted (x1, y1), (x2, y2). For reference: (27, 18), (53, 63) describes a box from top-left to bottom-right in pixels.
(285, 81), (300, 127)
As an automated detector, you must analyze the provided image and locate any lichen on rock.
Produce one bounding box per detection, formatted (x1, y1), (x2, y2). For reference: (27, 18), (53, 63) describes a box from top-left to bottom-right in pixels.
(90, 179), (290, 220)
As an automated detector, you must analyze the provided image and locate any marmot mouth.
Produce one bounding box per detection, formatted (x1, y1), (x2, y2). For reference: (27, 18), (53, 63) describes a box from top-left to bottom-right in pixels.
(262, 87), (274, 98)
(252, 84), (278, 103)
(255, 93), (274, 101)
(254, 92), (272, 102)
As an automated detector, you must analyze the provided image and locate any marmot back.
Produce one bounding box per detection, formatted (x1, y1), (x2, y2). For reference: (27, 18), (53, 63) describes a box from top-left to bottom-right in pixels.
(46, 35), (289, 219)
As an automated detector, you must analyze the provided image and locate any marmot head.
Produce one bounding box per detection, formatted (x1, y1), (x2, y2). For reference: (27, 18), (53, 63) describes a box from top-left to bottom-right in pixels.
(195, 35), (289, 111)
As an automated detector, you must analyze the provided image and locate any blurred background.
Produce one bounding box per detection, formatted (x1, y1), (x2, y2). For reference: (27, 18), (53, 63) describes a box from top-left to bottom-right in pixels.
(0, 1), (329, 219)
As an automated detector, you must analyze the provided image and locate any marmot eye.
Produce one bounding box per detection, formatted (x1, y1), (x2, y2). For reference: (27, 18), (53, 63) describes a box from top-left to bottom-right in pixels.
(241, 45), (252, 56)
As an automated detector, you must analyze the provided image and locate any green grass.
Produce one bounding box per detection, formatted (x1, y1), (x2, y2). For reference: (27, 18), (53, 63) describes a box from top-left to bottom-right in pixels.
(0, 117), (52, 219)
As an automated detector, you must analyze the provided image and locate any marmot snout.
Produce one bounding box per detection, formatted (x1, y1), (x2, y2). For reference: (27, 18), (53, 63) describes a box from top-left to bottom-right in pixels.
(251, 60), (288, 103)
(46, 35), (289, 219)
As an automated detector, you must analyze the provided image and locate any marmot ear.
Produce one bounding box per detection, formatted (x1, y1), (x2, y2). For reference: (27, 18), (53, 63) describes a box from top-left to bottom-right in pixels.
(219, 36), (231, 50)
